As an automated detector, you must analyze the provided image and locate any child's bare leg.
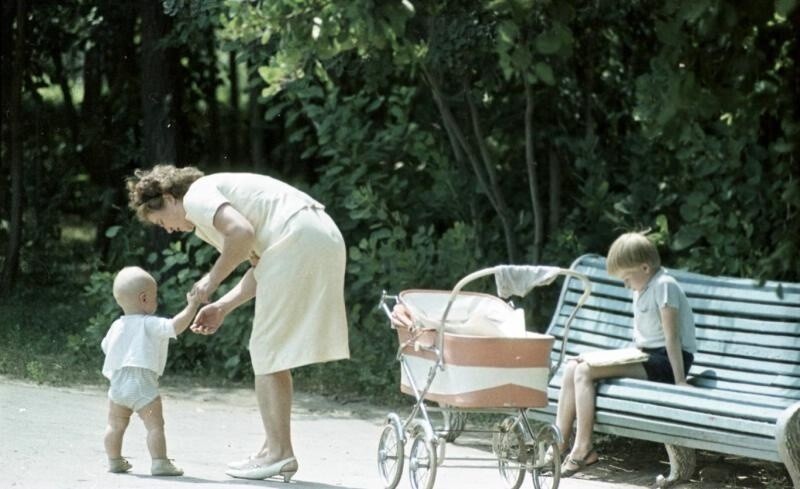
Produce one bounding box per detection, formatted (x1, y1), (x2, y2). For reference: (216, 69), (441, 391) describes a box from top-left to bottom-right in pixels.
(137, 396), (167, 459)
(554, 360), (579, 452)
(105, 400), (133, 459)
(571, 362), (647, 459)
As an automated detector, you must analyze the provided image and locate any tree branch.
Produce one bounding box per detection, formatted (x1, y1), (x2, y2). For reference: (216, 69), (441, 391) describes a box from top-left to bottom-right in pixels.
(524, 80), (543, 263)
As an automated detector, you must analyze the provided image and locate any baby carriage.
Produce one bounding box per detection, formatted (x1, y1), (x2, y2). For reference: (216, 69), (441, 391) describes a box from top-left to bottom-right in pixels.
(377, 265), (592, 489)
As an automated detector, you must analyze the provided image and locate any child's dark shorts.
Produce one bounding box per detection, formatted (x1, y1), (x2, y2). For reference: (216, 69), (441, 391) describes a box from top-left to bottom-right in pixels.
(641, 347), (694, 384)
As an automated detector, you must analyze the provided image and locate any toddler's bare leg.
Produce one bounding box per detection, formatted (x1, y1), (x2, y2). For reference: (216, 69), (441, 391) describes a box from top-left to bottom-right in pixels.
(137, 396), (167, 459)
(105, 400), (133, 459)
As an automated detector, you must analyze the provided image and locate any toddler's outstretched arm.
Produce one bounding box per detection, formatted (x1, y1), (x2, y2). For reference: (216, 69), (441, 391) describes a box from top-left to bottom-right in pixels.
(171, 290), (202, 336)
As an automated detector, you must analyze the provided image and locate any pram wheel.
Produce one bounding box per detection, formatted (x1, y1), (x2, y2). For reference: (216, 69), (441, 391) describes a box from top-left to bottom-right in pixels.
(441, 407), (467, 442)
(409, 431), (438, 489)
(493, 416), (527, 489)
(377, 414), (404, 489)
(530, 424), (561, 489)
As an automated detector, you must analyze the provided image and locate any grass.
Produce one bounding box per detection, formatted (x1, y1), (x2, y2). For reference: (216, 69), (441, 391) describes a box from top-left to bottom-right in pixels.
(0, 283), (103, 385)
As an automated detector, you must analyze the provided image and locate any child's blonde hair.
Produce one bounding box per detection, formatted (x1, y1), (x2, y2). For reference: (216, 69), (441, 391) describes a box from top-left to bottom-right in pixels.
(606, 232), (661, 276)
(113, 266), (157, 310)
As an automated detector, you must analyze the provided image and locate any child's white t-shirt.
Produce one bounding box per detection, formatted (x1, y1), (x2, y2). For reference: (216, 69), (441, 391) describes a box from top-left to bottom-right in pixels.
(632, 268), (697, 352)
(101, 315), (176, 379)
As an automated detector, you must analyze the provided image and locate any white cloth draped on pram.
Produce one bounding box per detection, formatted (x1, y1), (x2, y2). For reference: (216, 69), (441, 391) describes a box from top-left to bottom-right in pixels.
(494, 265), (561, 299)
(400, 266), (562, 338)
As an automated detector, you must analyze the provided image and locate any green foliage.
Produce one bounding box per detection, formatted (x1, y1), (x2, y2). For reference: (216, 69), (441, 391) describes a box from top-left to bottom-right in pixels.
(4, 0), (798, 401)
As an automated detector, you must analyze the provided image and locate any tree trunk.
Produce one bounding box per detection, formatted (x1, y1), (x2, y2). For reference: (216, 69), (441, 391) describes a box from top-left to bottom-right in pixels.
(204, 29), (221, 165)
(81, 45), (101, 123)
(226, 50), (240, 168)
(248, 65), (266, 171)
(51, 48), (80, 145)
(139, 0), (177, 165)
(1, 0), (27, 293)
(422, 66), (519, 263)
(548, 148), (561, 237)
(0, 0), (16, 217)
(524, 81), (543, 264)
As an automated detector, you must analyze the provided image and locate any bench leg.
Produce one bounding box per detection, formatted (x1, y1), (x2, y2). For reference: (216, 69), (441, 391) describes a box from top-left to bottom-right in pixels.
(777, 401), (800, 488)
(654, 444), (695, 488)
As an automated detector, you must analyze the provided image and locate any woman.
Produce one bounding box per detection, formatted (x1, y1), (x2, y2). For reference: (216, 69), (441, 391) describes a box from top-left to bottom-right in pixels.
(126, 164), (350, 481)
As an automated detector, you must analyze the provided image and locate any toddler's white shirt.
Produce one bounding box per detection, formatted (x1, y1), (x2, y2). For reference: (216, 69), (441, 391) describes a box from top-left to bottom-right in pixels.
(101, 315), (176, 379)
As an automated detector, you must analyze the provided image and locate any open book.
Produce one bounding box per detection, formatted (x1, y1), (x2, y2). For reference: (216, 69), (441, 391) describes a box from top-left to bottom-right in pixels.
(578, 347), (649, 367)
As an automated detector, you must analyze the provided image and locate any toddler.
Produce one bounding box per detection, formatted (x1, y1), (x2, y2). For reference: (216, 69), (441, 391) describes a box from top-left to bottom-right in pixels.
(101, 266), (199, 476)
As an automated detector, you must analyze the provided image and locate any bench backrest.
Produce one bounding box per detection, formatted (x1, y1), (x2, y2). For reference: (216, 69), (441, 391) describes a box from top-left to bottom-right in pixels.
(547, 254), (800, 401)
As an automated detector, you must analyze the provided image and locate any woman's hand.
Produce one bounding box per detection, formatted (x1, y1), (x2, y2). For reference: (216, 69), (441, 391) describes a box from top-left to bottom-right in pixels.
(190, 302), (226, 335)
(192, 274), (219, 304)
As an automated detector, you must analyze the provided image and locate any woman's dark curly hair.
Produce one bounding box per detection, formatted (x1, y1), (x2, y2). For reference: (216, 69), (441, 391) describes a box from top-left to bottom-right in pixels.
(126, 164), (204, 223)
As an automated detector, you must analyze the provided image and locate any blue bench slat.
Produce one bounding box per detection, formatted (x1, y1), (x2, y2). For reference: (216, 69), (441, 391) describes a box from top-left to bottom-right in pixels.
(550, 315), (800, 350)
(689, 377), (800, 399)
(550, 317), (632, 341)
(548, 322), (800, 363)
(597, 397), (776, 437)
(562, 289), (800, 323)
(563, 292), (633, 316)
(526, 407), (780, 462)
(694, 323), (800, 348)
(562, 307), (632, 329)
(567, 268), (800, 313)
(547, 372), (795, 414)
(576, 254), (800, 298)
(560, 292), (800, 336)
(549, 336), (800, 379)
(689, 366), (800, 390)
(687, 297), (800, 321)
(693, 341), (799, 363)
(599, 383), (784, 423)
(545, 346), (799, 391)
(693, 352), (800, 377)
(571, 265), (800, 306)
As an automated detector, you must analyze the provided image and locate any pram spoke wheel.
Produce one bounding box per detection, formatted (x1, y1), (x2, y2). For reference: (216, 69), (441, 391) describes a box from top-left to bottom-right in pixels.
(409, 432), (438, 489)
(441, 406), (467, 442)
(377, 415), (404, 489)
(530, 431), (561, 489)
(493, 416), (527, 489)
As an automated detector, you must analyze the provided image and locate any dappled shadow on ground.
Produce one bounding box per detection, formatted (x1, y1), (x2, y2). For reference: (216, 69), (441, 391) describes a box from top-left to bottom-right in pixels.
(569, 438), (792, 489)
(442, 420), (792, 489)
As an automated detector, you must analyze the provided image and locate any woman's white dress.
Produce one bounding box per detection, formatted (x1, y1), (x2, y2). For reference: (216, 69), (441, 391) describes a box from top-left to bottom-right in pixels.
(183, 173), (350, 375)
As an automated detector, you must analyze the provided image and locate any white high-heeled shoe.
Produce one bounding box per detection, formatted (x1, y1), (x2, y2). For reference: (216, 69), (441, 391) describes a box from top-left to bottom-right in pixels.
(227, 455), (259, 470)
(225, 456), (297, 482)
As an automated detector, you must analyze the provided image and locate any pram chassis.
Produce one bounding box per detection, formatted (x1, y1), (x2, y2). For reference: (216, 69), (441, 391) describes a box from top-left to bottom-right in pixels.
(377, 266), (592, 489)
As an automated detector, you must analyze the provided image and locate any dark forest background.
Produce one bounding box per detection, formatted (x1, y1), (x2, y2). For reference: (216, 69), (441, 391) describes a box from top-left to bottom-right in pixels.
(1, 0), (798, 397)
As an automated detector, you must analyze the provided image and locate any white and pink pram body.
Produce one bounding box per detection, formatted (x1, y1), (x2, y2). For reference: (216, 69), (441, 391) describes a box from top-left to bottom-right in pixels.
(377, 265), (592, 489)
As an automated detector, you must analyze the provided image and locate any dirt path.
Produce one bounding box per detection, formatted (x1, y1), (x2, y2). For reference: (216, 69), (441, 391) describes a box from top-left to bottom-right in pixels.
(0, 378), (784, 489)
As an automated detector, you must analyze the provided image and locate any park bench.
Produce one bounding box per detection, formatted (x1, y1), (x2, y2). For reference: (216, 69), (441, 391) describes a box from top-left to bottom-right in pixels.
(526, 254), (800, 487)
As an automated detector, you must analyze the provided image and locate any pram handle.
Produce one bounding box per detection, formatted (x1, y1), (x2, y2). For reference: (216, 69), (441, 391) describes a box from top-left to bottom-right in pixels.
(378, 290), (397, 323)
(438, 265), (592, 378)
